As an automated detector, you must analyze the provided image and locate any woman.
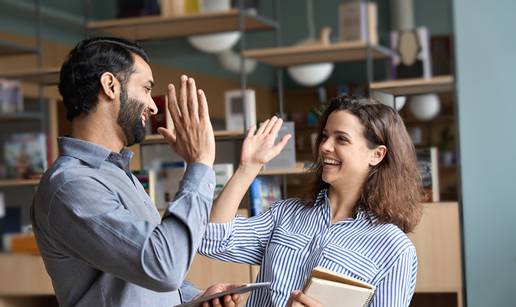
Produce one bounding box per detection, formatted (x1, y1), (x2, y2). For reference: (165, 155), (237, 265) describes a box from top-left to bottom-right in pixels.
(200, 96), (423, 307)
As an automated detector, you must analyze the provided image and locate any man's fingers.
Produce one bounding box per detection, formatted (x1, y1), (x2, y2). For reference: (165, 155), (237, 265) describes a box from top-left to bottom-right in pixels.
(197, 89), (210, 123)
(178, 75), (190, 122)
(188, 77), (199, 122)
(157, 127), (177, 146)
(166, 84), (183, 133)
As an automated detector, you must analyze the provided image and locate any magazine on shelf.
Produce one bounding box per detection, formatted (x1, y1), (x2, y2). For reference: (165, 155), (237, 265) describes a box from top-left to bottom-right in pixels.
(4, 132), (47, 179)
(303, 266), (376, 307)
(249, 176), (281, 216)
(416, 147), (440, 202)
(213, 163), (234, 198)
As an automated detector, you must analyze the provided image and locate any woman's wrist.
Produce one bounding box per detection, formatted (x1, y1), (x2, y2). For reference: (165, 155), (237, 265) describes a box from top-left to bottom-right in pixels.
(238, 162), (263, 176)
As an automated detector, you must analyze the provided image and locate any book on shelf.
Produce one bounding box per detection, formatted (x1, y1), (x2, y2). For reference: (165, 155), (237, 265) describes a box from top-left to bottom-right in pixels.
(416, 147), (440, 202)
(249, 176), (281, 216)
(213, 163), (234, 198)
(303, 266), (376, 307)
(338, 1), (378, 45)
(4, 132), (47, 179)
(0, 78), (23, 113)
(132, 169), (157, 203)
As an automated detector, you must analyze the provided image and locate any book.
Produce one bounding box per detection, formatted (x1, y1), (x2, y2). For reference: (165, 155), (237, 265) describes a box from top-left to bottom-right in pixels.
(249, 176), (281, 216)
(213, 163), (234, 198)
(4, 132), (47, 179)
(416, 147), (440, 202)
(0, 79), (23, 113)
(132, 169), (157, 203)
(303, 266), (376, 307)
(338, 2), (378, 45)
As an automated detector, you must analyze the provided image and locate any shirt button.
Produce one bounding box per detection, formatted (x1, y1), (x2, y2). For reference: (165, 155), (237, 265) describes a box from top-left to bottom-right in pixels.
(208, 183), (214, 190)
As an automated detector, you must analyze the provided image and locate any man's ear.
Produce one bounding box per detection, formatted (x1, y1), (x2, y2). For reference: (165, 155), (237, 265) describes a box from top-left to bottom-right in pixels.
(369, 145), (387, 166)
(100, 72), (118, 100)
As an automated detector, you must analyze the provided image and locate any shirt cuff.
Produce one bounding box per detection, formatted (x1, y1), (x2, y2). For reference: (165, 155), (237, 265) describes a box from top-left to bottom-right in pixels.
(203, 219), (235, 241)
(180, 162), (215, 200)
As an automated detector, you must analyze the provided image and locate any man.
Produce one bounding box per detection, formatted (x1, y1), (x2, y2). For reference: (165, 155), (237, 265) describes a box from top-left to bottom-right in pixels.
(31, 37), (240, 307)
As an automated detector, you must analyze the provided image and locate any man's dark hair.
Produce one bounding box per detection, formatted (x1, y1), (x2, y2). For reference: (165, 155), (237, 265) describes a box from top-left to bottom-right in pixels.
(59, 37), (149, 121)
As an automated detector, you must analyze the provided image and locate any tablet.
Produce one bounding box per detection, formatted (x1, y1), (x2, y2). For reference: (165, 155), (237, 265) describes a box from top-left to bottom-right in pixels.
(175, 282), (271, 307)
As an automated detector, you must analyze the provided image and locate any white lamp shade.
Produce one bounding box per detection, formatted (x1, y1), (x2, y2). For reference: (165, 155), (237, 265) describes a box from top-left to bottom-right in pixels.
(287, 62), (334, 86)
(372, 91), (407, 111)
(217, 49), (257, 74)
(188, 31), (241, 53)
(409, 93), (441, 121)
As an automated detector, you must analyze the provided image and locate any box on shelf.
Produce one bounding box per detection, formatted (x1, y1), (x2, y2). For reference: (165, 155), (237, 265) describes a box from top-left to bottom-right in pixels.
(154, 161), (186, 209)
(338, 1), (378, 44)
(264, 121), (296, 170)
(225, 89), (257, 131)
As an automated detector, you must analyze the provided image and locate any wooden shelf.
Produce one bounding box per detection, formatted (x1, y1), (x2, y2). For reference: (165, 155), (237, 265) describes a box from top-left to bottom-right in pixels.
(142, 130), (244, 144)
(0, 112), (42, 121)
(242, 42), (391, 67)
(87, 9), (276, 41)
(260, 162), (308, 175)
(0, 179), (40, 187)
(0, 68), (60, 86)
(370, 75), (454, 96)
(0, 40), (37, 57)
(0, 253), (54, 296)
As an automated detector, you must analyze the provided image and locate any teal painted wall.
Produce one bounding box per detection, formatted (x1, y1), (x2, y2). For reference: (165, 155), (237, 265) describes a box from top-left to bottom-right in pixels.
(453, 0), (516, 305)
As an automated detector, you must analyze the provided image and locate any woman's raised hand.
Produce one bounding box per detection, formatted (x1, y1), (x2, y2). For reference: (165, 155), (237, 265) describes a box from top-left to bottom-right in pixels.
(240, 116), (291, 170)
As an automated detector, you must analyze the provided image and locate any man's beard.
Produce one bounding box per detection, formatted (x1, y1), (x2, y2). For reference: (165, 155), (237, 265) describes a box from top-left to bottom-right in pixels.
(117, 83), (146, 147)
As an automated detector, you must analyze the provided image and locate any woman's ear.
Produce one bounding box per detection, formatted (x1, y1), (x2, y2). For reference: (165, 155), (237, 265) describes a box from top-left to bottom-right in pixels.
(370, 145), (387, 166)
(99, 72), (118, 100)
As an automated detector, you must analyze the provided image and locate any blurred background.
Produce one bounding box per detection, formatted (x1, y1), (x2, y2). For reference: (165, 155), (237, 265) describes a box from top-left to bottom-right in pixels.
(0, 0), (514, 306)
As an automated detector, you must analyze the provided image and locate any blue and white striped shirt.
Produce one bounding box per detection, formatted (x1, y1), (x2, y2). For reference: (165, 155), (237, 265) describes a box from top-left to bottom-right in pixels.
(199, 189), (417, 307)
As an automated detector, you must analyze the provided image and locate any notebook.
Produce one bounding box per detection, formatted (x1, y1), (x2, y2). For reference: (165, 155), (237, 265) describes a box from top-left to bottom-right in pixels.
(303, 266), (376, 307)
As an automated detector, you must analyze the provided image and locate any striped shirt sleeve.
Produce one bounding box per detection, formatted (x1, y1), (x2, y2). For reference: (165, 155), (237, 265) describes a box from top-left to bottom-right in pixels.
(198, 202), (279, 265)
(369, 247), (418, 307)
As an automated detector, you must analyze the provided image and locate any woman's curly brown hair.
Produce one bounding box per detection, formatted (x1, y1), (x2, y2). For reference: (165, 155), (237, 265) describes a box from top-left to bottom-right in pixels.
(308, 95), (423, 233)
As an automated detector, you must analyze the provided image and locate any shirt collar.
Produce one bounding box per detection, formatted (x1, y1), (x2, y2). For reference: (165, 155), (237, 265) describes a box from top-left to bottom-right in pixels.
(318, 189), (371, 222)
(58, 137), (133, 169)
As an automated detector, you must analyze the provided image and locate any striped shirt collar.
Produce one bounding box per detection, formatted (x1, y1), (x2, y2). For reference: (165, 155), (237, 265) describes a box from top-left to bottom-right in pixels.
(316, 188), (373, 223)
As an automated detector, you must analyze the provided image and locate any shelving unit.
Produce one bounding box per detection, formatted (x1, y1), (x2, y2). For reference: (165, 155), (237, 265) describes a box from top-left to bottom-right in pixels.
(143, 130), (244, 144)
(370, 75), (455, 96)
(87, 9), (277, 41)
(0, 112), (43, 121)
(260, 162), (307, 175)
(0, 68), (60, 86)
(0, 40), (37, 57)
(0, 179), (40, 188)
(242, 41), (391, 66)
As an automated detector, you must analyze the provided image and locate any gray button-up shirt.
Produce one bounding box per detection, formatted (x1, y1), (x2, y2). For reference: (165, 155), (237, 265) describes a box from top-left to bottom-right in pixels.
(31, 137), (214, 307)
